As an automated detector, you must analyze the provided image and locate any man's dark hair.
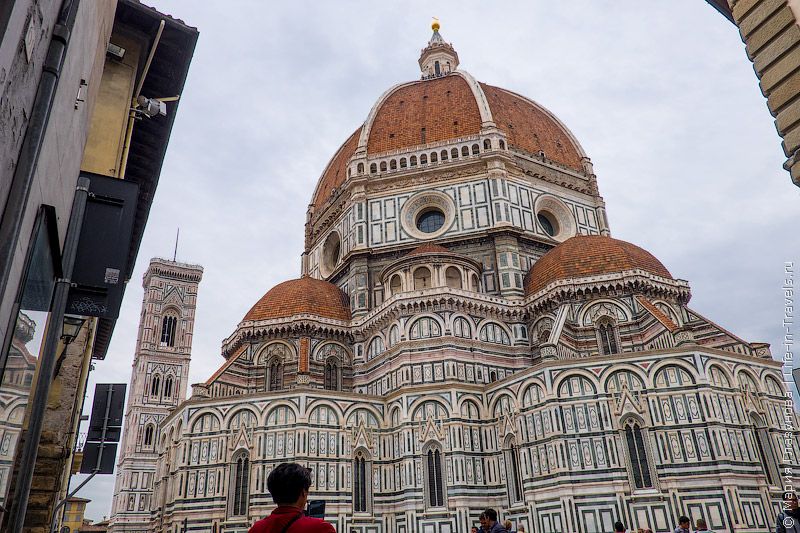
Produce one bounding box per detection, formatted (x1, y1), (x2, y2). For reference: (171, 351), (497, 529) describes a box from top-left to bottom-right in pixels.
(267, 462), (311, 505)
(484, 509), (498, 522)
(614, 521), (625, 532)
(696, 519), (707, 530)
(679, 516), (690, 525)
(784, 491), (798, 501)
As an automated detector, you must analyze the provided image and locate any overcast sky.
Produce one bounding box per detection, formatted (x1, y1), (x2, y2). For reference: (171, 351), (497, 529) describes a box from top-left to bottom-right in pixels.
(71, 0), (800, 521)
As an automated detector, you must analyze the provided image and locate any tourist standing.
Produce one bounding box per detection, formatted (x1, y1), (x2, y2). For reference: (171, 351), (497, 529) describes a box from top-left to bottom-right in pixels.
(479, 509), (508, 533)
(694, 518), (714, 533)
(777, 492), (800, 533)
(674, 516), (691, 533)
(249, 463), (335, 533)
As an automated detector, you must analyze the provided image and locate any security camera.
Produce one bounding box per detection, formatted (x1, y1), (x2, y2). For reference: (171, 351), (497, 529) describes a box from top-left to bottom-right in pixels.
(136, 95), (166, 117)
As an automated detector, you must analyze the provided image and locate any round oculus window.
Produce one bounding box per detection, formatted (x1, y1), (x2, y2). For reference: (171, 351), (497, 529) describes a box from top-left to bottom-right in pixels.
(416, 209), (445, 234)
(537, 213), (556, 236)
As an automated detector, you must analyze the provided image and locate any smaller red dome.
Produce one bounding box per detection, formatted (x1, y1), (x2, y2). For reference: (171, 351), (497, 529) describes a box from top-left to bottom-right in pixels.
(407, 243), (453, 256)
(525, 235), (673, 295)
(243, 276), (351, 322)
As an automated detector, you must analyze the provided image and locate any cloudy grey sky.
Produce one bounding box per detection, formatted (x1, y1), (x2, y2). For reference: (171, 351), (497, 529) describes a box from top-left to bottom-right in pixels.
(73, 0), (800, 521)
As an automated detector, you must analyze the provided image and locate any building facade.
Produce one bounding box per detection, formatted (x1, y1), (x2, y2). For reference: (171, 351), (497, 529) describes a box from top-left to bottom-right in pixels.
(138, 24), (798, 533)
(109, 259), (203, 533)
(0, 1), (197, 530)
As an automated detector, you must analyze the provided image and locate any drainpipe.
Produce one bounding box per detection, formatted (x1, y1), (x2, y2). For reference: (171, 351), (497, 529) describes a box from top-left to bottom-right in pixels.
(0, 0), (80, 303)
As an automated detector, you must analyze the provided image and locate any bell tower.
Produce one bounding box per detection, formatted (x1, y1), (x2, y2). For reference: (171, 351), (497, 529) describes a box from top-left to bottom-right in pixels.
(109, 258), (203, 533)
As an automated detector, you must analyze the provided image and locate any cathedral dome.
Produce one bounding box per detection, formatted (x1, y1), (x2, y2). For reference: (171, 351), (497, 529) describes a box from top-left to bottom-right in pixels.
(524, 234), (673, 295)
(310, 30), (587, 210)
(243, 275), (351, 322)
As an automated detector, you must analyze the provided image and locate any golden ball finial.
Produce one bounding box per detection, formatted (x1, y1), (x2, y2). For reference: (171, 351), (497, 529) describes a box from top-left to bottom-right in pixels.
(431, 17), (440, 31)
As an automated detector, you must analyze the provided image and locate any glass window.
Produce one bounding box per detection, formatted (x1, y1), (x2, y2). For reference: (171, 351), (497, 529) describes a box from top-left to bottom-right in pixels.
(230, 451), (250, 516)
(624, 420), (653, 490)
(160, 315), (177, 347)
(353, 450), (370, 513)
(537, 213), (555, 236)
(598, 321), (618, 355)
(416, 210), (445, 234)
(324, 358), (339, 391)
(0, 208), (60, 509)
(268, 360), (283, 391)
(504, 439), (523, 504)
(426, 447), (445, 507)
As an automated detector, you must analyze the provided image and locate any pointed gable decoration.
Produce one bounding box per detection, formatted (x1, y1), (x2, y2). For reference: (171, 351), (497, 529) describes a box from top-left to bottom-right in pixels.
(613, 382), (645, 417)
(229, 425), (252, 452)
(419, 416), (445, 443)
(498, 412), (516, 439)
(353, 420), (373, 450)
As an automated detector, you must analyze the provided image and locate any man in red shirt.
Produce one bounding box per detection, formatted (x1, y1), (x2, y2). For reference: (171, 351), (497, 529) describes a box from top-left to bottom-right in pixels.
(249, 463), (336, 533)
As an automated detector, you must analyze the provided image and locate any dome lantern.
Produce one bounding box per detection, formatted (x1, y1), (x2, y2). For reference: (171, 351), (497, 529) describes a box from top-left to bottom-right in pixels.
(419, 19), (459, 79)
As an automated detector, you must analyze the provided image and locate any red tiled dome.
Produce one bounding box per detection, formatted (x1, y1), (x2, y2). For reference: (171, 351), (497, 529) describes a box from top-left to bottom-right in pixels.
(243, 276), (350, 322)
(407, 243), (453, 256)
(310, 74), (585, 209)
(524, 235), (673, 295)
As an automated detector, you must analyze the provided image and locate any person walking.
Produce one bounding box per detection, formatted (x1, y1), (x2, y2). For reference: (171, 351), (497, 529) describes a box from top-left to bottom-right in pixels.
(674, 516), (691, 533)
(777, 492), (800, 533)
(694, 518), (714, 533)
(479, 509), (508, 533)
(249, 462), (335, 533)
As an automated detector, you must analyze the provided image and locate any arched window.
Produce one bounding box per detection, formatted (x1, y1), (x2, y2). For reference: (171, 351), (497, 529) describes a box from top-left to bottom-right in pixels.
(499, 140), (506, 150)
(750, 413), (780, 486)
(622, 419), (654, 490)
(388, 324), (400, 346)
(143, 424), (155, 447)
(452, 316), (471, 339)
(400, 157), (407, 168)
(470, 274), (480, 292)
(451, 148), (459, 159)
(390, 274), (402, 295)
(163, 375), (173, 399)
(367, 336), (385, 360)
(483, 139), (491, 150)
(324, 357), (340, 391)
(504, 437), (523, 504)
(413, 267), (431, 290)
(461, 146), (469, 157)
(538, 329), (551, 345)
(434, 61), (440, 76)
(441, 150), (448, 161)
(409, 317), (441, 340)
(370, 163), (377, 174)
(479, 322), (511, 345)
(445, 266), (462, 289)
(430, 152), (438, 163)
(425, 445), (445, 507)
(229, 451), (250, 517)
(160, 314), (178, 347)
(472, 144), (480, 155)
(268, 359), (283, 391)
(353, 449), (371, 513)
(357, 162), (364, 174)
(380, 161), (387, 172)
(597, 319), (619, 355)
(410, 156), (418, 166)
(420, 154), (427, 164)
(151, 374), (161, 397)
